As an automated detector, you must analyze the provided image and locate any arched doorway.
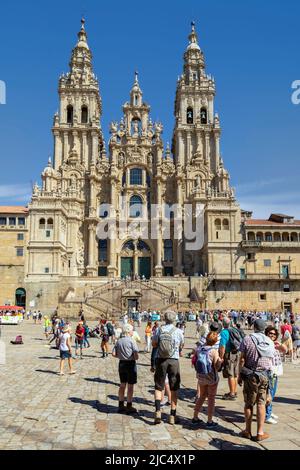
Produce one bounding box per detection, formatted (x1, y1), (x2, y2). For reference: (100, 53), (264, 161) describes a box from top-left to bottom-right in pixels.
(120, 240), (152, 279)
(15, 288), (26, 307)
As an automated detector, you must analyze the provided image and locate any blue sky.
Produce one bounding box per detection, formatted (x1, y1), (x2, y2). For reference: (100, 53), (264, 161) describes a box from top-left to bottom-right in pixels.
(0, 0), (299, 217)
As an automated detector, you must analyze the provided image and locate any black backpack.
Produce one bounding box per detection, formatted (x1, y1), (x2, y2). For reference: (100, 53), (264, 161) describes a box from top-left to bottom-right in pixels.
(106, 323), (114, 337)
(228, 327), (244, 353)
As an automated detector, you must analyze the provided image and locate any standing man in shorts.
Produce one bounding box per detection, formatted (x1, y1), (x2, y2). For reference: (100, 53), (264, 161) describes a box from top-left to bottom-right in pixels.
(238, 319), (274, 441)
(152, 310), (184, 425)
(112, 324), (139, 414)
(219, 318), (241, 400)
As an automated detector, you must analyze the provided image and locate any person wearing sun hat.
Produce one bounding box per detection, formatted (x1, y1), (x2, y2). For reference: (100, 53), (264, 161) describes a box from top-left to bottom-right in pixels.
(58, 325), (76, 376)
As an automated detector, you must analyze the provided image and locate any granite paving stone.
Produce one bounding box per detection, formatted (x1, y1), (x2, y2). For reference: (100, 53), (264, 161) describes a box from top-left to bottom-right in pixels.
(0, 320), (299, 450)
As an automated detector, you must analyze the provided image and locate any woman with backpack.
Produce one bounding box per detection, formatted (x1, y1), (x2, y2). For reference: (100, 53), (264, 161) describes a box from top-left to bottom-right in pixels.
(100, 321), (110, 358)
(83, 322), (90, 349)
(192, 331), (223, 428)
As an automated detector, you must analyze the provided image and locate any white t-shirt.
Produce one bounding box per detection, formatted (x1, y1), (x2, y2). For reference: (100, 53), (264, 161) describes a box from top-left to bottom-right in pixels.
(59, 332), (70, 351)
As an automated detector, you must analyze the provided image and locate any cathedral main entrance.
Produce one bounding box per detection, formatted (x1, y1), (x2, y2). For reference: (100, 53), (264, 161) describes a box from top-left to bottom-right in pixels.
(120, 240), (152, 279)
(138, 257), (151, 279)
(121, 257), (134, 279)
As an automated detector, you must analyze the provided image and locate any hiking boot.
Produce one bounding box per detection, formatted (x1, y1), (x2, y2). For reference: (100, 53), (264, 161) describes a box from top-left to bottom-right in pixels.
(154, 411), (162, 425)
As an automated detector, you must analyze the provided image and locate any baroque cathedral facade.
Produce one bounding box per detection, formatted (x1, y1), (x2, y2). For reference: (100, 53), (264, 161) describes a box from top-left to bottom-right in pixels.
(23, 20), (300, 316)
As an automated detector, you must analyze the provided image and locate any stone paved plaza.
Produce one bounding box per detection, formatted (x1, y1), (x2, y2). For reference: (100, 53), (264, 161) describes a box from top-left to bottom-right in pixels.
(0, 320), (300, 451)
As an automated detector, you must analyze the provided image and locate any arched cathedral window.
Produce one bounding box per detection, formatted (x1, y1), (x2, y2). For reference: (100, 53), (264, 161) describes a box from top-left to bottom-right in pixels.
(81, 106), (88, 124)
(200, 107), (208, 124)
(129, 195), (143, 218)
(187, 107), (194, 124)
(130, 168), (143, 186)
(67, 105), (73, 124)
(39, 218), (46, 229)
(98, 240), (107, 262)
(164, 240), (173, 262)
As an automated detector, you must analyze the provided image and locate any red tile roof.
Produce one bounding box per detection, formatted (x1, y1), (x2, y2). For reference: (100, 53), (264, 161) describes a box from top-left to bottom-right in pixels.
(0, 206), (29, 215)
(245, 219), (300, 227)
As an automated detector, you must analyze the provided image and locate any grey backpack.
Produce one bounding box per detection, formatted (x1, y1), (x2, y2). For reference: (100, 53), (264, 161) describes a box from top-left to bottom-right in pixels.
(158, 327), (176, 358)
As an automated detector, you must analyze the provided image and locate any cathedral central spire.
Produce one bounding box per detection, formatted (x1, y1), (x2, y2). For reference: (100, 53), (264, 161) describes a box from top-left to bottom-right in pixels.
(187, 21), (200, 50)
(76, 17), (90, 50)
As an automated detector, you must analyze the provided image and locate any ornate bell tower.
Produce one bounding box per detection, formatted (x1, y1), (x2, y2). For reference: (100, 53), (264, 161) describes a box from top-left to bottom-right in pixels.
(172, 23), (240, 277)
(52, 18), (103, 171)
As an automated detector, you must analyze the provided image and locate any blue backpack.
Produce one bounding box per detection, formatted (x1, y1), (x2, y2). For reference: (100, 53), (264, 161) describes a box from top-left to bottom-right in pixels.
(195, 347), (213, 375)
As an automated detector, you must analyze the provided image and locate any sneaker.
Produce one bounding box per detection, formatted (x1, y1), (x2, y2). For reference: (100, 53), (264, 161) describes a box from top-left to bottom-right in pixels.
(222, 393), (236, 401)
(118, 405), (126, 414)
(192, 417), (203, 425)
(206, 421), (218, 429)
(154, 411), (161, 425)
(271, 413), (278, 420)
(265, 417), (278, 425)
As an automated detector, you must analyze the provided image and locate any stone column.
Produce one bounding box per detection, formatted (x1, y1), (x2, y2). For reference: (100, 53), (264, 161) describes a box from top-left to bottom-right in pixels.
(91, 132), (98, 164)
(178, 131), (184, 166)
(155, 182), (163, 277)
(175, 180), (183, 275)
(53, 131), (61, 169)
(186, 131), (191, 164)
(82, 131), (87, 166)
(215, 132), (220, 171)
(205, 133), (210, 163)
(87, 224), (97, 277)
(63, 132), (69, 162)
(133, 242), (138, 277)
(108, 181), (118, 278)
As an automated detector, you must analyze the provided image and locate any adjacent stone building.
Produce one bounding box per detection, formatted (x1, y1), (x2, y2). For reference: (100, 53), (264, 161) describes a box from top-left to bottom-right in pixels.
(4, 20), (299, 317)
(0, 207), (28, 307)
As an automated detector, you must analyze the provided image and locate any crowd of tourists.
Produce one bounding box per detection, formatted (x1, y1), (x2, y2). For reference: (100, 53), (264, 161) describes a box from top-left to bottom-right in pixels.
(22, 306), (300, 443)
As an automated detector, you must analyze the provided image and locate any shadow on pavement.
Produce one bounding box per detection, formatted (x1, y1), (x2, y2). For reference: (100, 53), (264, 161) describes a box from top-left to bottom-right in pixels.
(68, 397), (155, 425)
(35, 369), (59, 375)
(85, 377), (119, 386)
(209, 437), (261, 451)
(274, 396), (300, 405)
(215, 406), (245, 423)
(108, 394), (154, 407)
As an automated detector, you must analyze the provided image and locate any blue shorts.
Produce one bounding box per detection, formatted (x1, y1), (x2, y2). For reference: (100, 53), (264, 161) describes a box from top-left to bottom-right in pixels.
(60, 350), (71, 360)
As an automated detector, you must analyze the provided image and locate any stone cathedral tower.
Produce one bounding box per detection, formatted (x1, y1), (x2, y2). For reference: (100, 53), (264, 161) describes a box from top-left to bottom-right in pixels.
(172, 22), (241, 278)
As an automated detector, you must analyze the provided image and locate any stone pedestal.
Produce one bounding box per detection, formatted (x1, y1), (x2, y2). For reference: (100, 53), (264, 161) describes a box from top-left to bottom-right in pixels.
(154, 265), (163, 277)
